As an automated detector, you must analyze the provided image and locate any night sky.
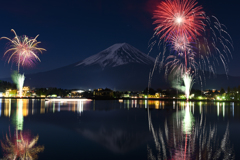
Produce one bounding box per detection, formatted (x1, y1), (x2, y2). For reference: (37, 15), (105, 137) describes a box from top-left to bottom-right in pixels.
(0, 0), (238, 79)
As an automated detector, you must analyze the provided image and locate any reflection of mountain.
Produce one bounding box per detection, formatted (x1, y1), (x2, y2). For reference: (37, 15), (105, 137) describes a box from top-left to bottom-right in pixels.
(76, 108), (152, 154)
(147, 102), (235, 160)
(78, 127), (150, 154)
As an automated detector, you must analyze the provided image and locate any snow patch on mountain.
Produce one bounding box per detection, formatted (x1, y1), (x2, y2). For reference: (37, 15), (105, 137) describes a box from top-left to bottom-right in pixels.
(76, 43), (155, 69)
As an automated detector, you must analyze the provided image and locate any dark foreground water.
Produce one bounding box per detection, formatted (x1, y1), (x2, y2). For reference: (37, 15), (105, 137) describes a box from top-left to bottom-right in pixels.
(0, 99), (238, 160)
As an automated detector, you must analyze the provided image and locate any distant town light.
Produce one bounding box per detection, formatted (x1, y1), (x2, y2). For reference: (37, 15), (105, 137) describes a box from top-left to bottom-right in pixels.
(77, 90), (84, 93)
(119, 99), (123, 103)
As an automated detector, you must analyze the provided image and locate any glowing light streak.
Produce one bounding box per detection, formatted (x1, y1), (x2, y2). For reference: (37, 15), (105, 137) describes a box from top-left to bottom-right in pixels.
(183, 72), (194, 100)
(53, 102), (55, 113)
(46, 98), (91, 102)
(16, 99), (24, 131)
(223, 102), (225, 117)
(183, 102), (194, 134)
(11, 71), (25, 97)
(231, 102), (234, 117)
(40, 99), (45, 114)
(9, 99), (11, 117)
(31, 99), (35, 115)
(199, 101), (202, 114)
(193, 102), (194, 114)
(118, 99), (123, 103)
(0, 99), (1, 117)
(58, 102), (60, 112)
(77, 101), (83, 115)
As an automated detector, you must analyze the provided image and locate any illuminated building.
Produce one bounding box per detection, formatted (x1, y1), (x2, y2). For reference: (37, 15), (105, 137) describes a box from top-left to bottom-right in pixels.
(22, 86), (31, 97)
(93, 88), (114, 98)
(138, 94), (145, 98)
(155, 93), (160, 98)
(47, 94), (57, 98)
(5, 89), (17, 97)
(148, 94), (156, 98)
(71, 89), (84, 97)
(122, 94), (130, 98)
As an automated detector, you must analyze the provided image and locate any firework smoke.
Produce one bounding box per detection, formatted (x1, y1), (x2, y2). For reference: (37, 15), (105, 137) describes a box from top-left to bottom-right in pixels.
(183, 72), (194, 100)
(170, 71), (194, 100)
(11, 71), (25, 97)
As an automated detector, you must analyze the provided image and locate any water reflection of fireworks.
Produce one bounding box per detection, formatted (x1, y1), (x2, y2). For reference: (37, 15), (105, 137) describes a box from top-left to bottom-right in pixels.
(1, 131), (44, 160)
(147, 102), (234, 160)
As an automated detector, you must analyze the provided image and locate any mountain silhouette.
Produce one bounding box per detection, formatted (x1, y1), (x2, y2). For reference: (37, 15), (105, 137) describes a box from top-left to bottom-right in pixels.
(1, 43), (237, 91)
(20, 43), (167, 90)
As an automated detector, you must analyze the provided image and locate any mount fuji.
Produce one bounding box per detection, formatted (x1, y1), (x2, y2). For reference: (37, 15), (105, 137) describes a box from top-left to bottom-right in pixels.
(1, 42), (238, 90)
(17, 43), (168, 90)
(76, 43), (154, 69)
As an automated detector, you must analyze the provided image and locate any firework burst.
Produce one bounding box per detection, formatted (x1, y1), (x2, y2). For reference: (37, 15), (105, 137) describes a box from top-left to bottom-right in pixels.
(1, 29), (46, 71)
(149, 0), (233, 99)
(153, 0), (205, 41)
(165, 32), (197, 81)
(169, 33), (191, 53)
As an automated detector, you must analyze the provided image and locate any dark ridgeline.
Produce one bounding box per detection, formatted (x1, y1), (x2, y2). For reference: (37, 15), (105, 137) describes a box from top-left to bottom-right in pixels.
(1, 43), (239, 90)
(11, 43), (168, 90)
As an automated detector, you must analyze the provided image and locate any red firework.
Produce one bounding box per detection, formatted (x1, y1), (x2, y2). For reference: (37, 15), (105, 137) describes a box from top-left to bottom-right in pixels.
(153, 0), (205, 41)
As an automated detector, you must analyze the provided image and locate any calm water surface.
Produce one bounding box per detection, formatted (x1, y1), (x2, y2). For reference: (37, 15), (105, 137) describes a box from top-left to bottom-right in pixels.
(0, 99), (238, 160)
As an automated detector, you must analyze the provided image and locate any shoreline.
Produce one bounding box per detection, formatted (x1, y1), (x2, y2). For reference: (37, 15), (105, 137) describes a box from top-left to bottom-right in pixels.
(0, 97), (238, 102)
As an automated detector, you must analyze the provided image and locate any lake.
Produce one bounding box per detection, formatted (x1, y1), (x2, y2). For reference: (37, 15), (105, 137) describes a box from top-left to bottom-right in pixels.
(0, 99), (238, 160)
